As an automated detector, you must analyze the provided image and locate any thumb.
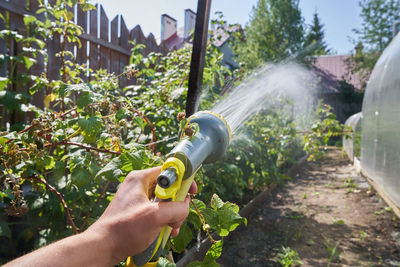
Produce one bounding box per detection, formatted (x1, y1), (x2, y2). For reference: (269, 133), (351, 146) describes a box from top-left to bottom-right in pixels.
(154, 197), (190, 228)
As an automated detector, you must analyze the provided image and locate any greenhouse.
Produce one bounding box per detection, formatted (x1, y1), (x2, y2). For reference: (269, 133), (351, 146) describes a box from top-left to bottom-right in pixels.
(360, 33), (400, 208)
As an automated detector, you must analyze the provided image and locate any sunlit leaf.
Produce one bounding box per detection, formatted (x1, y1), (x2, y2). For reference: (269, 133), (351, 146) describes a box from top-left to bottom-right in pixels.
(171, 223), (193, 253)
(0, 77), (8, 91)
(44, 93), (56, 108)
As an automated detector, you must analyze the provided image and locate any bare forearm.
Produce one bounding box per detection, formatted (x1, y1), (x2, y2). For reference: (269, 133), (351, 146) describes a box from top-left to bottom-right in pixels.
(4, 230), (116, 267)
(4, 168), (195, 267)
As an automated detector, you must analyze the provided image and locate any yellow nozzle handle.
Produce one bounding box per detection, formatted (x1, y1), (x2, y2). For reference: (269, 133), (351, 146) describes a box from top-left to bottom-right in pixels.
(128, 158), (195, 266)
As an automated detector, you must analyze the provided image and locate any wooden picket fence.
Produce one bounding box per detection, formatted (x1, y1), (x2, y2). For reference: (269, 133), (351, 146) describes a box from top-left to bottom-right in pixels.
(0, 0), (173, 125)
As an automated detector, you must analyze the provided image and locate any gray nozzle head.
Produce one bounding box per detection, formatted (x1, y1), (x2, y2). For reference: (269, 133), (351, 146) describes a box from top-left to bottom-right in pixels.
(157, 168), (178, 189)
(167, 111), (231, 178)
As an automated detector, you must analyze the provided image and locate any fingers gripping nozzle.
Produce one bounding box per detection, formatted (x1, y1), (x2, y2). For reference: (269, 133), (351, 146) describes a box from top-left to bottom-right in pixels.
(128, 111), (231, 266)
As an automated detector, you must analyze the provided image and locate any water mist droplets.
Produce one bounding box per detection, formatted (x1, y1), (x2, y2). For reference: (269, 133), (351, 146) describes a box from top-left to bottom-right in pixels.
(212, 62), (317, 133)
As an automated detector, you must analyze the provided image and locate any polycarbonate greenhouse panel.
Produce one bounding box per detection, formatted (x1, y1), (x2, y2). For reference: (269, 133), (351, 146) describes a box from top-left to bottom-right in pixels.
(343, 112), (362, 161)
(361, 33), (400, 207)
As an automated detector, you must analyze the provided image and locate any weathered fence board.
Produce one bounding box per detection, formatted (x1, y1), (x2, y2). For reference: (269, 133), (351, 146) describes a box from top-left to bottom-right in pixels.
(89, 5), (99, 72)
(29, 0), (45, 109)
(77, 4), (88, 81)
(8, 3), (27, 123)
(119, 16), (129, 87)
(110, 15), (119, 75)
(99, 5), (109, 72)
(0, 8), (6, 77)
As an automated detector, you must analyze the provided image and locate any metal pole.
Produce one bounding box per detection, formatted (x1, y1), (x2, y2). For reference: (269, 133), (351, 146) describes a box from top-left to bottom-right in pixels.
(185, 0), (212, 117)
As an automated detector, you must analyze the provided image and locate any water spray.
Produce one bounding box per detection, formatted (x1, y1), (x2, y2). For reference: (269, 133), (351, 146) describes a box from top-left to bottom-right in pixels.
(127, 111), (231, 267)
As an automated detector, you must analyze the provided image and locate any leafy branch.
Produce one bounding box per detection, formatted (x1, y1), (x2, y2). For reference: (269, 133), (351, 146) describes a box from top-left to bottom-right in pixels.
(44, 140), (121, 155)
(189, 195), (216, 244)
(32, 175), (79, 234)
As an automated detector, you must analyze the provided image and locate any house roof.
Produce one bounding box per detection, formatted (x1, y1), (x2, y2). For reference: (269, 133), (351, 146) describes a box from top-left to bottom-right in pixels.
(161, 20), (241, 52)
(211, 24), (240, 47)
(163, 32), (185, 51)
(311, 55), (362, 94)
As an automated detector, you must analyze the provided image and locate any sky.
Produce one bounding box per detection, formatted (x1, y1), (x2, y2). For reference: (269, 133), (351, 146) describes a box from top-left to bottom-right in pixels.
(92, 0), (363, 55)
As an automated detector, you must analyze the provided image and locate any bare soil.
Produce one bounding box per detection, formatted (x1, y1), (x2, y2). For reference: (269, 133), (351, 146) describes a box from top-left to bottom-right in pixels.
(218, 148), (400, 267)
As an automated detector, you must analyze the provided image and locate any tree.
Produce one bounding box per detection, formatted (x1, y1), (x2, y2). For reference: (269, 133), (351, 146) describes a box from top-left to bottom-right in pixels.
(347, 0), (400, 89)
(355, 0), (400, 52)
(235, 0), (305, 69)
(303, 10), (330, 56)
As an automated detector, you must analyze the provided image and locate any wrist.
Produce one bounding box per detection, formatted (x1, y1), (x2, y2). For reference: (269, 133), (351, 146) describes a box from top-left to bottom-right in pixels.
(83, 226), (120, 266)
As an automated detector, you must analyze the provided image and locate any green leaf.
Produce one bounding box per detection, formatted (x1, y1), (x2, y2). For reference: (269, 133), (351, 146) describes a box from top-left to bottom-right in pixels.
(95, 151), (146, 182)
(77, 92), (92, 109)
(187, 210), (202, 230)
(115, 109), (127, 121)
(156, 257), (176, 267)
(202, 196), (246, 237)
(71, 167), (91, 187)
(0, 137), (7, 145)
(0, 91), (19, 111)
(201, 208), (219, 231)
(78, 117), (102, 143)
(44, 156), (55, 170)
(35, 39), (46, 49)
(186, 262), (202, 267)
(36, 8), (47, 14)
(171, 223), (193, 253)
(23, 15), (37, 25)
(191, 199), (206, 211)
(53, 161), (66, 180)
(203, 240), (223, 265)
(187, 199), (207, 229)
(95, 156), (124, 182)
(216, 204), (246, 236)
(89, 163), (101, 178)
(210, 194), (224, 210)
(22, 56), (36, 70)
(119, 151), (146, 172)
(0, 77), (8, 91)
(0, 221), (11, 239)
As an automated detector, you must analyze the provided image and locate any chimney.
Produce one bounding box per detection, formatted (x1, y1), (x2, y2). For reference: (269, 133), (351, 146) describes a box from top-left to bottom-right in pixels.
(161, 14), (177, 41)
(184, 9), (196, 40)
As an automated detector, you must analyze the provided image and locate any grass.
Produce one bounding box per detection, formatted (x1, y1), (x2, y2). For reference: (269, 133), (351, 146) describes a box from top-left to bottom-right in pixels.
(333, 218), (345, 225)
(286, 212), (304, 220)
(375, 206), (392, 215)
(312, 191), (321, 197)
(343, 178), (357, 188)
(323, 235), (342, 267)
(277, 246), (303, 267)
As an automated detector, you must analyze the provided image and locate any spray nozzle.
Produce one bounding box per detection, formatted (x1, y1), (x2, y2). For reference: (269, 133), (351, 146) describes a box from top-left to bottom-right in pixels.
(157, 168), (177, 189)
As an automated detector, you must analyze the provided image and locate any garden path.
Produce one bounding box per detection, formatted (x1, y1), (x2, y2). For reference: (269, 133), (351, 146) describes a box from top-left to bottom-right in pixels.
(219, 148), (400, 266)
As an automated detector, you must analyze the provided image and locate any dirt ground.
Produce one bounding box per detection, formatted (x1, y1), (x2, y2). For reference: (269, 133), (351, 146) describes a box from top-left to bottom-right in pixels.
(218, 148), (400, 267)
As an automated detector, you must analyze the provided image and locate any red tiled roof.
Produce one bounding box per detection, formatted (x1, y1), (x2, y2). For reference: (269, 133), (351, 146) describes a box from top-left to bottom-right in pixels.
(164, 32), (185, 51)
(312, 55), (362, 94)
